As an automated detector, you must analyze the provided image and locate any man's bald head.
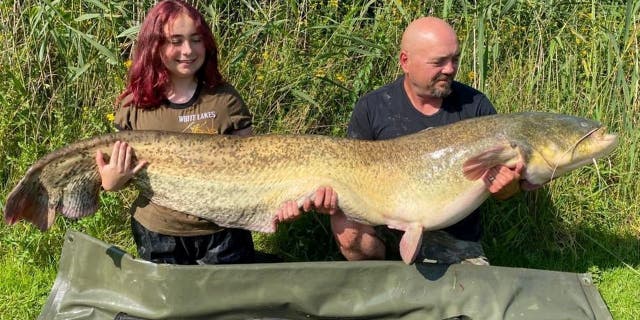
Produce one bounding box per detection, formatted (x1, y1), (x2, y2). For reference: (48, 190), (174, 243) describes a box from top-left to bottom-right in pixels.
(400, 17), (458, 54)
(399, 17), (460, 101)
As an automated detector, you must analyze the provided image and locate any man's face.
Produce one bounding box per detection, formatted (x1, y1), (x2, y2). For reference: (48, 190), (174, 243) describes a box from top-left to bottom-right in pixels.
(401, 37), (460, 98)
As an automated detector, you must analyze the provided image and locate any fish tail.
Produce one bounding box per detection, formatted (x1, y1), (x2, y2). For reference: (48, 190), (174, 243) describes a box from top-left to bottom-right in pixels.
(4, 155), (102, 231)
(4, 174), (55, 231)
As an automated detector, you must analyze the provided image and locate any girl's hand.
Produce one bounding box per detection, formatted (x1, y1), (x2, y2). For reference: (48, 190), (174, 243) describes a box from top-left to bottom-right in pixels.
(95, 141), (148, 191)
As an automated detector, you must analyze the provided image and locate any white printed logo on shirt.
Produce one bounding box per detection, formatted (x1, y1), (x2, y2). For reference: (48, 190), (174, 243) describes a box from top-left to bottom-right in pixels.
(178, 111), (217, 123)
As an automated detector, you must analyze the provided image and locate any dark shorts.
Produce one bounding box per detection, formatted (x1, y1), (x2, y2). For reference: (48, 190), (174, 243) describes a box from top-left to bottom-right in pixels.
(375, 227), (489, 265)
(131, 218), (256, 265)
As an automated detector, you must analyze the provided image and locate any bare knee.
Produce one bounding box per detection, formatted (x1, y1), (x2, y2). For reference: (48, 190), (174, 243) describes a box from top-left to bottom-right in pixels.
(330, 212), (385, 260)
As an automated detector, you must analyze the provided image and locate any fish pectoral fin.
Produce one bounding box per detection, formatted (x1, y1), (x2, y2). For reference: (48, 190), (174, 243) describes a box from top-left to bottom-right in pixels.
(462, 144), (520, 180)
(399, 223), (423, 265)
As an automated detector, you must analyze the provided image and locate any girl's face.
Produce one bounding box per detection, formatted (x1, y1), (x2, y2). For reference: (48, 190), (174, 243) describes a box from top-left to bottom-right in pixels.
(162, 14), (205, 81)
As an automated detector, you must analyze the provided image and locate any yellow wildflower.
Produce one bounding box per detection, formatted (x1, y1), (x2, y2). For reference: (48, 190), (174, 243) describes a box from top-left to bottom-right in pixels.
(314, 68), (326, 78)
(467, 71), (475, 81)
(124, 60), (133, 69)
(336, 73), (346, 83)
(329, 0), (338, 8)
(106, 113), (115, 122)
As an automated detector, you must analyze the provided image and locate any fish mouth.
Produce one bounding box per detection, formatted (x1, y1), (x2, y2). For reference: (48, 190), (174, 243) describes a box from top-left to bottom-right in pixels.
(525, 126), (618, 187)
(590, 126), (618, 156)
(553, 126), (617, 170)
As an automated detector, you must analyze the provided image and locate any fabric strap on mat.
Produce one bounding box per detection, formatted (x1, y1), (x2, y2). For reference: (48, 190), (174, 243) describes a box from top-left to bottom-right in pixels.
(39, 230), (612, 320)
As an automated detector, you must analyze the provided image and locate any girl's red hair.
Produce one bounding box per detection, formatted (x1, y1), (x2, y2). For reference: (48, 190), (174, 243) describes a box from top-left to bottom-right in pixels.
(118, 0), (224, 108)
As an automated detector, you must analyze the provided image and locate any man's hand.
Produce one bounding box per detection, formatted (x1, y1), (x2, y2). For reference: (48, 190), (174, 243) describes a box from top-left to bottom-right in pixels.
(483, 162), (524, 200)
(274, 186), (338, 223)
(96, 141), (147, 191)
(303, 186), (339, 215)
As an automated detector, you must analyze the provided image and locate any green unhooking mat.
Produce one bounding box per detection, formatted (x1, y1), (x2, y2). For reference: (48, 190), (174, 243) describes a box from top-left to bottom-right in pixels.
(39, 230), (612, 319)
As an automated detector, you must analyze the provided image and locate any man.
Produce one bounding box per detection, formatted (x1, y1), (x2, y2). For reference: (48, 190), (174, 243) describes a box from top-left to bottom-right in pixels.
(276, 17), (523, 265)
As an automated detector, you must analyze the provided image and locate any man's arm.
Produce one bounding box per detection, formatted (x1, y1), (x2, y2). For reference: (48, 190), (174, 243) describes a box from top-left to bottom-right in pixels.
(334, 96), (387, 260)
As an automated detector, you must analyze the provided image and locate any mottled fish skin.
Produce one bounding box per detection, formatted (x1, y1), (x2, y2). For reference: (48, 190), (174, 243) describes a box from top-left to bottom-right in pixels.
(3, 112), (618, 263)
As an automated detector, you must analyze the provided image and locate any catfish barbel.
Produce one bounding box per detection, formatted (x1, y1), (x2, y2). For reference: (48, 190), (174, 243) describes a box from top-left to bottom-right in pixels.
(3, 112), (618, 264)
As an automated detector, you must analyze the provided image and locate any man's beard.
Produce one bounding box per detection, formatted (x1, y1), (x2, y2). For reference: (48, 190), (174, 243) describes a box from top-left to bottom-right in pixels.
(427, 76), (453, 98)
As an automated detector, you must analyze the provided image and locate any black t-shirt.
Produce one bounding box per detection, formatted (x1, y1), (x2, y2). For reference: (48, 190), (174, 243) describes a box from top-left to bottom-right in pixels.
(347, 76), (496, 241)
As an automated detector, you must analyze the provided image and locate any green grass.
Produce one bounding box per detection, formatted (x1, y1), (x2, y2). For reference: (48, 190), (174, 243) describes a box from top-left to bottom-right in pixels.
(1, 0), (639, 319)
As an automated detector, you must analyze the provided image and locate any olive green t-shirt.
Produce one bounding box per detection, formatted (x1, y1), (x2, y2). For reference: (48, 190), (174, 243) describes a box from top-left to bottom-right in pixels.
(114, 82), (252, 236)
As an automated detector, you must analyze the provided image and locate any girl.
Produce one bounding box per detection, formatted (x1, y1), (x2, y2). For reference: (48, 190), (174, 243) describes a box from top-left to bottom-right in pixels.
(95, 0), (255, 265)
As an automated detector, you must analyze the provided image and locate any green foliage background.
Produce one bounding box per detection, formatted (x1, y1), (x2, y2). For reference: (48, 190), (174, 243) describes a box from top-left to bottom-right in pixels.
(0, 0), (638, 318)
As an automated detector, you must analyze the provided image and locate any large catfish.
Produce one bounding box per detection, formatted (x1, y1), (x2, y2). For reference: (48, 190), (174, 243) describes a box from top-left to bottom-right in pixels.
(3, 112), (618, 264)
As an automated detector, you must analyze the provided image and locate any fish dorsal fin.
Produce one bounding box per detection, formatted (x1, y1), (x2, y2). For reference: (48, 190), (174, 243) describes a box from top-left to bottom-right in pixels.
(462, 143), (522, 180)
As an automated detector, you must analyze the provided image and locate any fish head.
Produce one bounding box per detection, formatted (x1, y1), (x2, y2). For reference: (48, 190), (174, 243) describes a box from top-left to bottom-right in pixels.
(522, 114), (618, 185)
